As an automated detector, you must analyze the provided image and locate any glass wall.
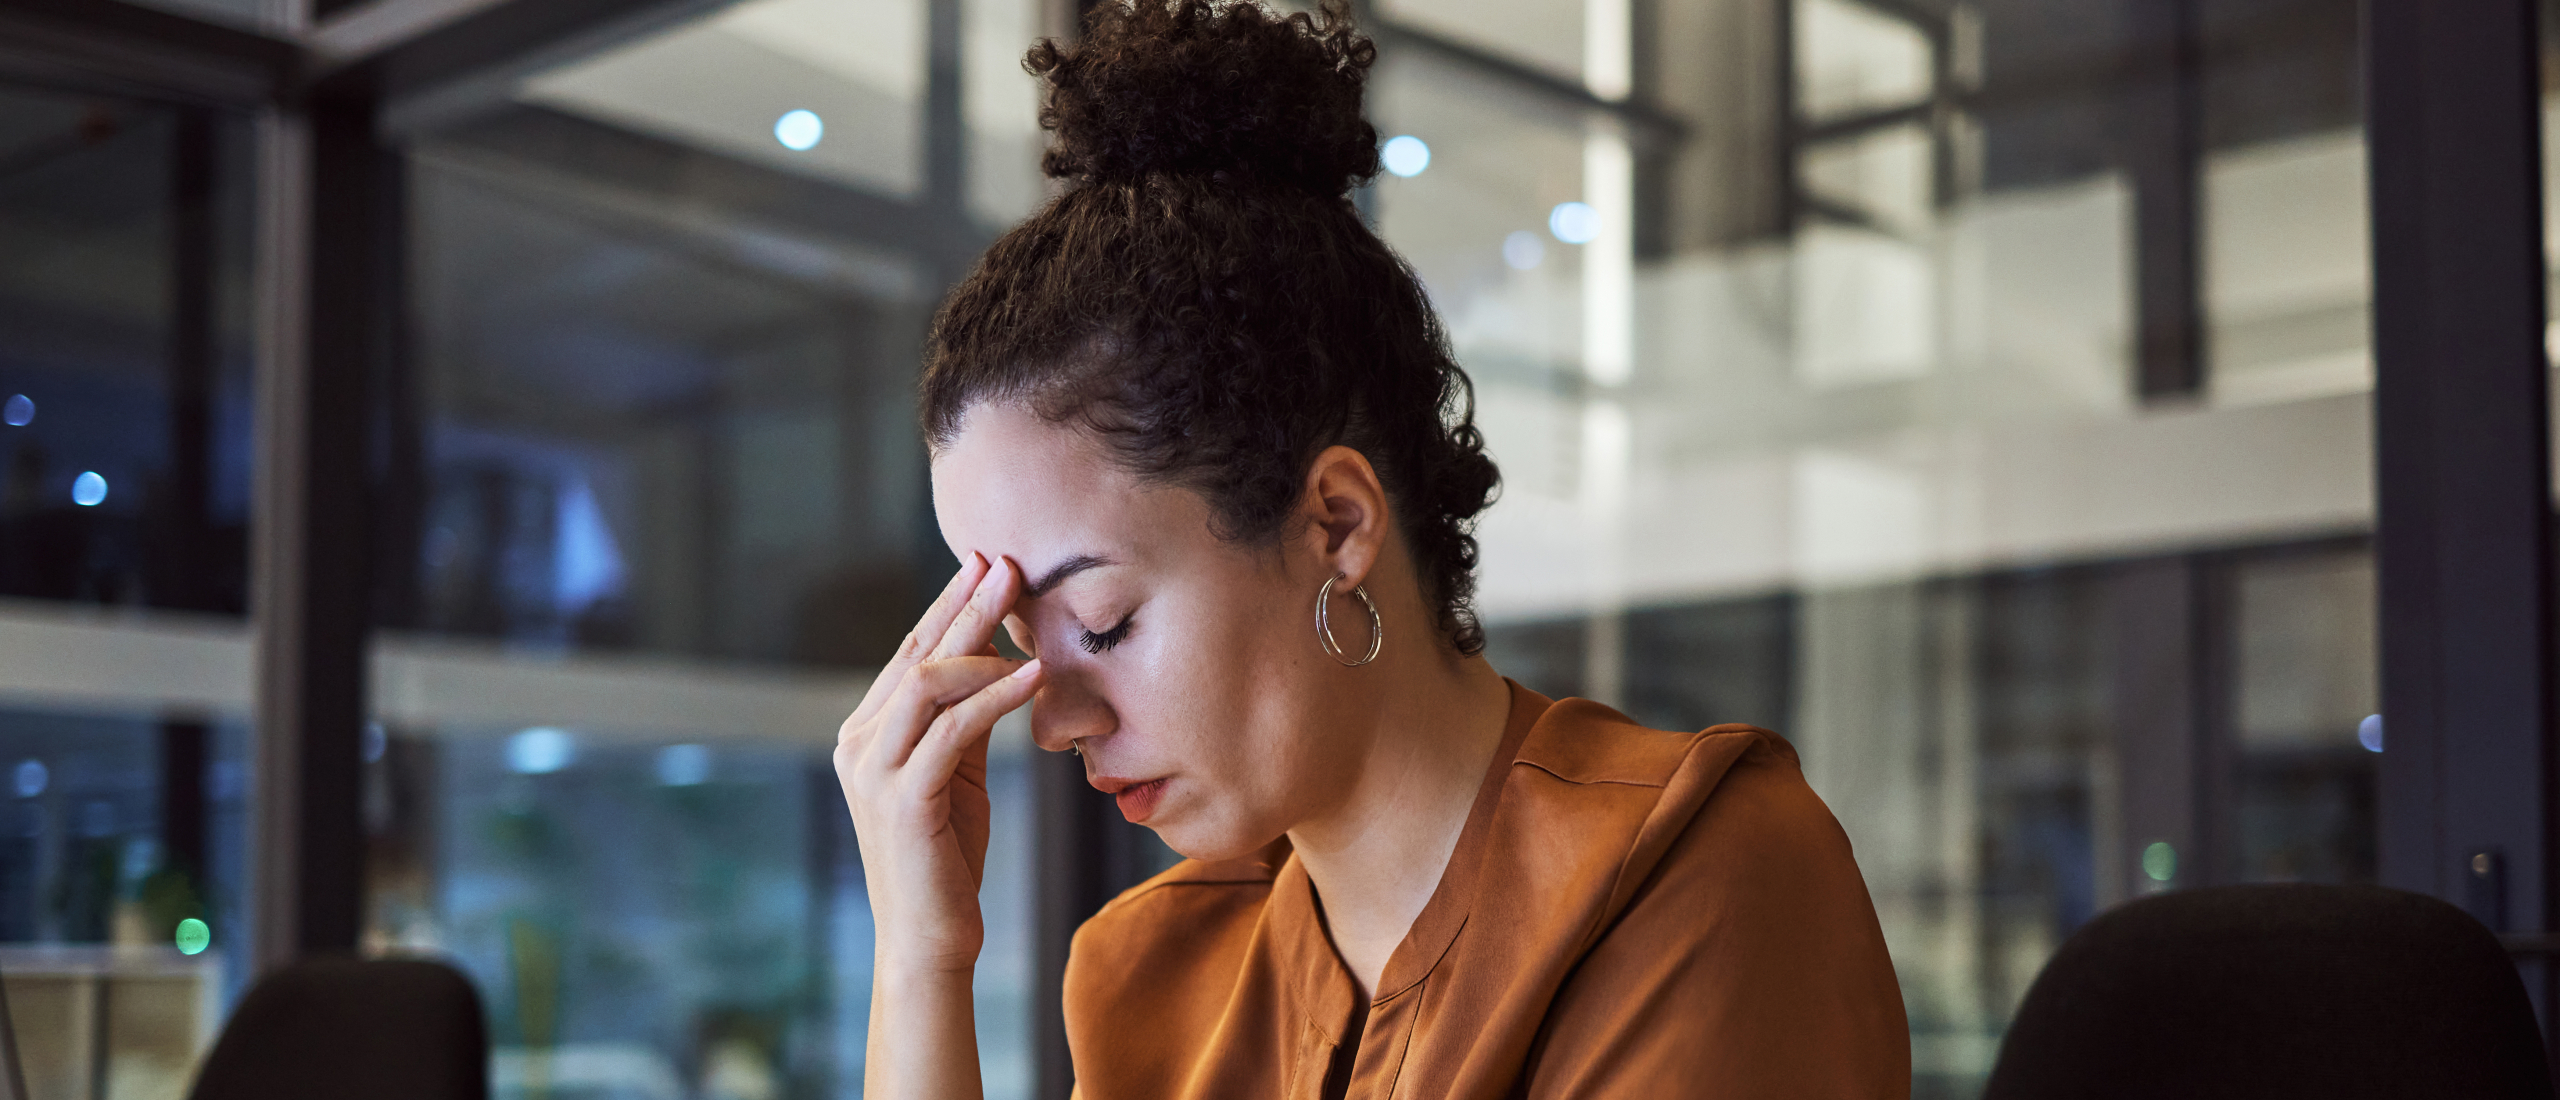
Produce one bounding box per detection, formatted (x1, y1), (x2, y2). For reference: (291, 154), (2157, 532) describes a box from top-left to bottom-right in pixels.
(364, 0), (1049, 1095)
(0, 79), (259, 1100)
(1370, 0), (2374, 1094)
(0, 0), (2406, 1098)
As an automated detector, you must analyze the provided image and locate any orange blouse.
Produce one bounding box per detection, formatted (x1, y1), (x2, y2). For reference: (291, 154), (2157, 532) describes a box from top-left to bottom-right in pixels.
(1061, 682), (1910, 1099)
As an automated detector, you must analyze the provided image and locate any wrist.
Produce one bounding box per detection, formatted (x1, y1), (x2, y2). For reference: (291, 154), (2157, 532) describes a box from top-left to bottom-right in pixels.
(875, 958), (977, 994)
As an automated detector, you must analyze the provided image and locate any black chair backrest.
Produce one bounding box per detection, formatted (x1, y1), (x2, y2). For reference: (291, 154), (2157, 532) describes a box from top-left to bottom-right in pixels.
(1984, 883), (2550, 1100)
(189, 957), (488, 1100)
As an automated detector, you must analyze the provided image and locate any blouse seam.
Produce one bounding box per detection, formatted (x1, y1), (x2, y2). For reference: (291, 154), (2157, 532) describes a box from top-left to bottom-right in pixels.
(1511, 758), (1678, 790)
(1377, 976), (1427, 1099)
(1571, 735), (1714, 960)
(1090, 877), (1273, 919)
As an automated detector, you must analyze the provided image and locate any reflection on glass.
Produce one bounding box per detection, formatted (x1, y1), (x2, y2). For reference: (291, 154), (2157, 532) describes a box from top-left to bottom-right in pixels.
(1795, 0), (1934, 122)
(401, 152), (931, 661)
(2234, 549), (2376, 886)
(0, 76), (257, 1100)
(523, 0), (927, 198)
(0, 86), (254, 615)
(377, 0), (1048, 1094)
(1381, 0), (1591, 88)
(365, 722), (1033, 1099)
(1392, 0), (2372, 1092)
(964, 0), (1050, 227)
(0, 707), (251, 1100)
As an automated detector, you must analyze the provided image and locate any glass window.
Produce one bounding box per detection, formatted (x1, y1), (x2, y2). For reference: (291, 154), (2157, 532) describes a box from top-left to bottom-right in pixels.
(1381, 0), (1592, 91)
(1376, 0), (2372, 1092)
(372, 0), (1047, 1094)
(965, 0), (1051, 227)
(2232, 547), (2376, 886)
(521, 0), (928, 199)
(0, 87), (254, 615)
(1795, 0), (1934, 123)
(0, 80), (258, 1099)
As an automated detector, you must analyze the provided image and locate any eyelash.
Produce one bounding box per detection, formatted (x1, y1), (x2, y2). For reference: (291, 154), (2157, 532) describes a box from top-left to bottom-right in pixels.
(1078, 616), (1133, 655)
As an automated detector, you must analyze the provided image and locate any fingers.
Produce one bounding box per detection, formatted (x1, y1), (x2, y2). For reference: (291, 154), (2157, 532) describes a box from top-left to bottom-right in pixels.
(1003, 614), (1038, 659)
(909, 553), (990, 663)
(930, 556), (1022, 662)
(870, 655), (1025, 766)
(906, 659), (1042, 788)
(850, 553), (988, 725)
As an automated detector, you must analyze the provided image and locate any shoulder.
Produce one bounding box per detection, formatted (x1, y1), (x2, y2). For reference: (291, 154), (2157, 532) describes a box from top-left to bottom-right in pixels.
(1067, 840), (1284, 981)
(1529, 701), (1867, 926)
(1516, 708), (1908, 1095)
(1514, 697), (1803, 814)
(1506, 700), (1854, 925)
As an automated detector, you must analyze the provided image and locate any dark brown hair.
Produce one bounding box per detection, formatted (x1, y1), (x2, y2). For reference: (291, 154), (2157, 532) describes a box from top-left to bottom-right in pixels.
(920, 0), (1501, 654)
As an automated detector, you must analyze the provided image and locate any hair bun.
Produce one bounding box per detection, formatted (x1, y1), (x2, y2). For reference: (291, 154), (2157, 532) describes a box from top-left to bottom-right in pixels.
(1029, 0), (1381, 197)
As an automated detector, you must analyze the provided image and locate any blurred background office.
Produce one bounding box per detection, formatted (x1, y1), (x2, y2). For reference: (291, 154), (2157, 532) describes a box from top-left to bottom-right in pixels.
(0, 0), (2550, 1097)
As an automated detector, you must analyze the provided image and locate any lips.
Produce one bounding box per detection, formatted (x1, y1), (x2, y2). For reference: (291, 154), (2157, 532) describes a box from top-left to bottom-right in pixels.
(1091, 774), (1169, 824)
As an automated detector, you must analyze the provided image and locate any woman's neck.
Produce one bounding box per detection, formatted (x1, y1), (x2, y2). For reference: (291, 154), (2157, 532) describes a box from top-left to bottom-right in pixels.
(1287, 649), (1514, 999)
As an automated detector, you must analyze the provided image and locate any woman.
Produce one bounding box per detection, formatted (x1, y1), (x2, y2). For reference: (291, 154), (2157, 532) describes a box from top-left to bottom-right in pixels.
(833, 1), (1909, 1095)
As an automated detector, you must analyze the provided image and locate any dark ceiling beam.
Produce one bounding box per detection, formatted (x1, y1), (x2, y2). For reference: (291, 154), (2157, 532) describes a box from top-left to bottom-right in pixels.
(428, 104), (990, 274)
(0, 0), (296, 107)
(302, 0), (719, 101)
(1372, 19), (1688, 146)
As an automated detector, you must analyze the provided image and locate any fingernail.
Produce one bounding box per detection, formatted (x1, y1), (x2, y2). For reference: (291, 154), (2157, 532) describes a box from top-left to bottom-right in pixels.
(1012, 659), (1042, 680)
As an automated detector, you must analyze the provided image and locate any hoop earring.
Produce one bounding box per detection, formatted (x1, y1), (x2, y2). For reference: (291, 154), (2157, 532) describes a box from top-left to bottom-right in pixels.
(1316, 572), (1383, 667)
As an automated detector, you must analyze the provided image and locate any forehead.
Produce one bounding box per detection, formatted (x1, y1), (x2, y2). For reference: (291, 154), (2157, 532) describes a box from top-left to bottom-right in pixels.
(929, 403), (1170, 568)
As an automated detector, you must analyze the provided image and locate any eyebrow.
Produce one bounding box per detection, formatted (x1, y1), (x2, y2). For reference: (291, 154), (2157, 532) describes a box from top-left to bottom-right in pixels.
(1025, 553), (1115, 598)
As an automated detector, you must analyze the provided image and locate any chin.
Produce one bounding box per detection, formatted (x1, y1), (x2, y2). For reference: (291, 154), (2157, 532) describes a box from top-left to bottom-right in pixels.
(1151, 816), (1279, 865)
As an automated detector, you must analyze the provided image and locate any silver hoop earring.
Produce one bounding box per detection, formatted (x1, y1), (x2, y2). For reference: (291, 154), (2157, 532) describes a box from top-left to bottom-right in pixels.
(1068, 740), (1083, 757)
(1316, 572), (1383, 667)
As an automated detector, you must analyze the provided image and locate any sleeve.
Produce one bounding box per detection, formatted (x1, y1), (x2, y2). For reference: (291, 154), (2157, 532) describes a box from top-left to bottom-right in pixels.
(1521, 744), (1911, 1099)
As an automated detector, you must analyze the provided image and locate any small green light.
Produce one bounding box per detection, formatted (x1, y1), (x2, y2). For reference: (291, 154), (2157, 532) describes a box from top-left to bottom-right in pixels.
(2142, 841), (2177, 883)
(175, 918), (210, 956)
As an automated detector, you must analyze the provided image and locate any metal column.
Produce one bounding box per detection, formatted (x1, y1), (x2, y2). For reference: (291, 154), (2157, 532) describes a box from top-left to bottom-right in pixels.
(2366, 0), (2553, 1018)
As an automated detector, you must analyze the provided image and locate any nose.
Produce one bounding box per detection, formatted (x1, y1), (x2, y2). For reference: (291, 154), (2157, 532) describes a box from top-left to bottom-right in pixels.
(1029, 671), (1117, 754)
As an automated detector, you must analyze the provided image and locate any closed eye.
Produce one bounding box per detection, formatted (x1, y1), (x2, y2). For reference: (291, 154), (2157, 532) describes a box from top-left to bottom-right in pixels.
(1079, 615), (1133, 654)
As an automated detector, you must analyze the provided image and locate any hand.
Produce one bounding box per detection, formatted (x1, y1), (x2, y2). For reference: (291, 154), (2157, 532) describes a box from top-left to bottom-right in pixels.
(835, 552), (1043, 975)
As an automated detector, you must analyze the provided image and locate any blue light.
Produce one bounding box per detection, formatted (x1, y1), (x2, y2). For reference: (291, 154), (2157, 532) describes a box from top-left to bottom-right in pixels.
(363, 722), (388, 764)
(1381, 135), (1430, 178)
(657, 743), (712, 787)
(2, 394), (30, 426)
(1549, 201), (1599, 245)
(775, 109), (824, 151)
(554, 477), (626, 612)
(71, 471), (107, 507)
(1503, 230), (1545, 271)
(12, 759), (45, 798)
(2358, 713), (2383, 753)
(507, 727), (575, 774)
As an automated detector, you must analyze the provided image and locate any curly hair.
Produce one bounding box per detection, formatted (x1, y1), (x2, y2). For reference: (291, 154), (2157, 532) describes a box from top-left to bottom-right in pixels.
(920, 0), (1502, 654)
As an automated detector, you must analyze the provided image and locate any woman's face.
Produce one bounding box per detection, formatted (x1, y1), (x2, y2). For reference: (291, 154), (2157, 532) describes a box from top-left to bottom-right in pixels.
(931, 402), (1371, 861)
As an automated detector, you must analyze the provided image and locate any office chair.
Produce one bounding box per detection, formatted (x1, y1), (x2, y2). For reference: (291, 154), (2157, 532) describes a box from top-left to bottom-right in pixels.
(1983, 883), (2551, 1100)
(188, 957), (488, 1100)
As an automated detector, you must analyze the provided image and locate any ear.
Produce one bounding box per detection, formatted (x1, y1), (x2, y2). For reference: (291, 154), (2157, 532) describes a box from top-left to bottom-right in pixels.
(1298, 445), (1389, 587)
